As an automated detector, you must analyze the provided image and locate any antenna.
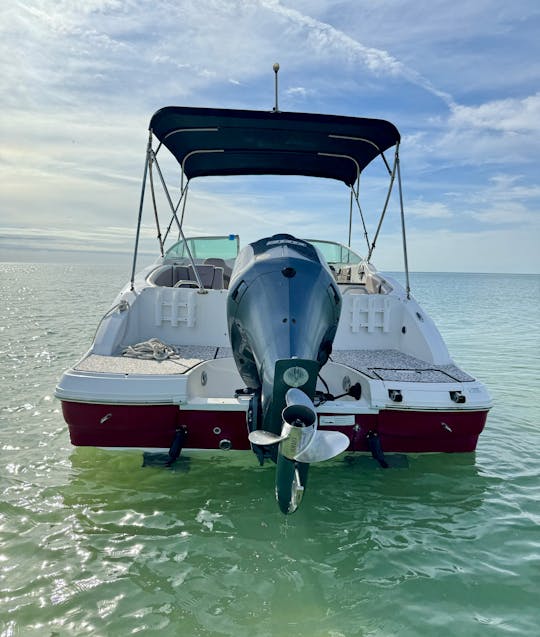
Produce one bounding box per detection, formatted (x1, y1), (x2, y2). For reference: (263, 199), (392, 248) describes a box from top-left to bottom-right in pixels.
(273, 62), (280, 112)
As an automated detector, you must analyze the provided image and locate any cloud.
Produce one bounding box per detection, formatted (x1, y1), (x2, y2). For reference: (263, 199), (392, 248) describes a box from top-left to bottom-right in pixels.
(487, 174), (540, 199)
(284, 86), (314, 100)
(465, 174), (540, 225)
(0, 1), (538, 273)
(403, 226), (540, 274)
(0, 224), (138, 259)
(259, 0), (452, 104)
(404, 173), (539, 230)
(400, 92), (540, 174)
(407, 200), (453, 219)
(449, 94), (540, 133)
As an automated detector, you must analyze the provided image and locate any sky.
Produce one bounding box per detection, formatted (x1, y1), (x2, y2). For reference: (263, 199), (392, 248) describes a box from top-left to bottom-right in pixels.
(1, 0), (539, 273)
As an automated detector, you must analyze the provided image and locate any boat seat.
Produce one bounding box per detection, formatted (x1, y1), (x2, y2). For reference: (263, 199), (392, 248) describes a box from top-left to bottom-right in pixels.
(150, 266), (174, 286)
(172, 264), (225, 290)
(212, 267), (225, 289)
(204, 258), (232, 288)
(173, 265), (191, 284)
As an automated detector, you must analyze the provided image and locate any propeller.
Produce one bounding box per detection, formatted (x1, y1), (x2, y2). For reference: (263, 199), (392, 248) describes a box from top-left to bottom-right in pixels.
(248, 388), (349, 462)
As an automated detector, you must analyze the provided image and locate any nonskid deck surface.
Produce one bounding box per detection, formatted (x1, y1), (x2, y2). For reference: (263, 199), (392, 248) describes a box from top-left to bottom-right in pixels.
(76, 345), (473, 383)
(330, 349), (474, 383)
(75, 345), (233, 375)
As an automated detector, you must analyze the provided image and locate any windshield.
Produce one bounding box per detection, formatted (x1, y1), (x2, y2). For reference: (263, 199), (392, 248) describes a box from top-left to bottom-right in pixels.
(164, 235), (239, 261)
(306, 239), (363, 267)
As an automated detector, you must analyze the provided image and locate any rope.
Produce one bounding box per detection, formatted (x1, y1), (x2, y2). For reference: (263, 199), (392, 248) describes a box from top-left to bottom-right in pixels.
(122, 338), (178, 361)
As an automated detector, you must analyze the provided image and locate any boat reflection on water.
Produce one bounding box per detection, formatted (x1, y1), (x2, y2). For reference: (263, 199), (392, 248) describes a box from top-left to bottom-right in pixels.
(64, 446), (490, 524)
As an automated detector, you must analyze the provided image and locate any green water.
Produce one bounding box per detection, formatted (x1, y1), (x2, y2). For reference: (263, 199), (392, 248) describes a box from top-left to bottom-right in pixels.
(1, 264), (539, 636)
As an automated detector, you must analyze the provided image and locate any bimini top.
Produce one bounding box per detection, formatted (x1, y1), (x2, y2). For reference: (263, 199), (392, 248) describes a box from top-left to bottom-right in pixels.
(149, 106), (400, 187)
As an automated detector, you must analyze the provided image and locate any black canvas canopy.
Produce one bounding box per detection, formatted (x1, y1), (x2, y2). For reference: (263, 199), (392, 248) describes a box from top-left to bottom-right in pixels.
(149, 107), (400, 187)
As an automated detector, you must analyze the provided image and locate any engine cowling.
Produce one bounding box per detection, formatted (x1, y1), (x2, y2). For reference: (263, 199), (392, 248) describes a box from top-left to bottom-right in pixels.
(227, 234), (342, 435)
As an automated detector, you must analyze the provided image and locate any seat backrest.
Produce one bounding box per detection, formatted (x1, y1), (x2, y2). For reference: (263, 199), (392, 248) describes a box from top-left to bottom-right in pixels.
(187, 264), (216, 289)
(212, 267), (224, 289)
(150, 266), (174, 286)
(204, 258), (232, 288)
(173, 265), (191, 285)
(171, 263), (225, 289)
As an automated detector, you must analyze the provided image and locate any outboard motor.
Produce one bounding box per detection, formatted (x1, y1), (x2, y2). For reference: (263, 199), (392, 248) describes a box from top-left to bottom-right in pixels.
(227, 234), (349, 513)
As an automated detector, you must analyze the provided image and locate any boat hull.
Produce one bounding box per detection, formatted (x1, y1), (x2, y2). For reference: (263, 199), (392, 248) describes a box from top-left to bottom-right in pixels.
(61, 400), (249, 450)
(61, 400), (488, 453)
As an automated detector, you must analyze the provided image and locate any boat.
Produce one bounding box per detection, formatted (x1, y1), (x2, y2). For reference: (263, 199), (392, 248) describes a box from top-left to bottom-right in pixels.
(55, 82), (492, 513)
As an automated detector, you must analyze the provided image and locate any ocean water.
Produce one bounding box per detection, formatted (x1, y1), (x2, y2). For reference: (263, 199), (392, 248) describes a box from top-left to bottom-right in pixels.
(1, 263), (539, 636)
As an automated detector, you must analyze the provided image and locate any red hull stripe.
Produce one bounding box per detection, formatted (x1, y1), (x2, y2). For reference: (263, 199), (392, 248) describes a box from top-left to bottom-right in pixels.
(62, 401), (488, 453)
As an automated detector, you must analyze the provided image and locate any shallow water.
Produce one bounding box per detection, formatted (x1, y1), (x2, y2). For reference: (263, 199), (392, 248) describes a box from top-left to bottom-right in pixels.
(1, 264), (539, 636)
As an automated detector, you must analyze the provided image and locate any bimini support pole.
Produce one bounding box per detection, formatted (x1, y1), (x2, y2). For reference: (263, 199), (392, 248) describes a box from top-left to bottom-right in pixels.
(130, 130), (152, 291)
(367, 146), (398, 262)
(318, 151), (370, 251)
(396, 144), (411, 299)
(152, 157), (207, 294)
(161, 183), (189, 246)
(148, 149), (164, 257)
(347, 187), (353, 247)
(351, 178), (371, 253)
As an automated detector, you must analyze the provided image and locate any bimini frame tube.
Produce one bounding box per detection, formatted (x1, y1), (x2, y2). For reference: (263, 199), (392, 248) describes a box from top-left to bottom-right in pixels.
(350, 177), (371, 253)
(365, 142), (411, 298)
(318, 151), (361, 248)
(396, 146), (411, 299)
(367, 145), (398, 262)
(148, 150), (164, 258)
(130, 130), (152, 291)
(150, 155), (207, 293)
(347, 187), (353, 247)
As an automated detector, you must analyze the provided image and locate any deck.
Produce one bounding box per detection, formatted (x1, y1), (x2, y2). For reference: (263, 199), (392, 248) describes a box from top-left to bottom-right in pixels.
(75, 346), (473, 383)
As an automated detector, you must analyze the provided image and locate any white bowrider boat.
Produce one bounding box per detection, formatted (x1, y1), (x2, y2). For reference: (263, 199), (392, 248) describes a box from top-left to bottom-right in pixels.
(56, 90), (492, 513)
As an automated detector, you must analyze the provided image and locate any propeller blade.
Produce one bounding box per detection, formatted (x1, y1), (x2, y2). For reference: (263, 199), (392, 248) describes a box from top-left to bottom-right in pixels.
(254, 388), (349, 461)
(294, 430), (350, 463)
(248, 430), (288, 446)
(285, 387), (316, 409)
